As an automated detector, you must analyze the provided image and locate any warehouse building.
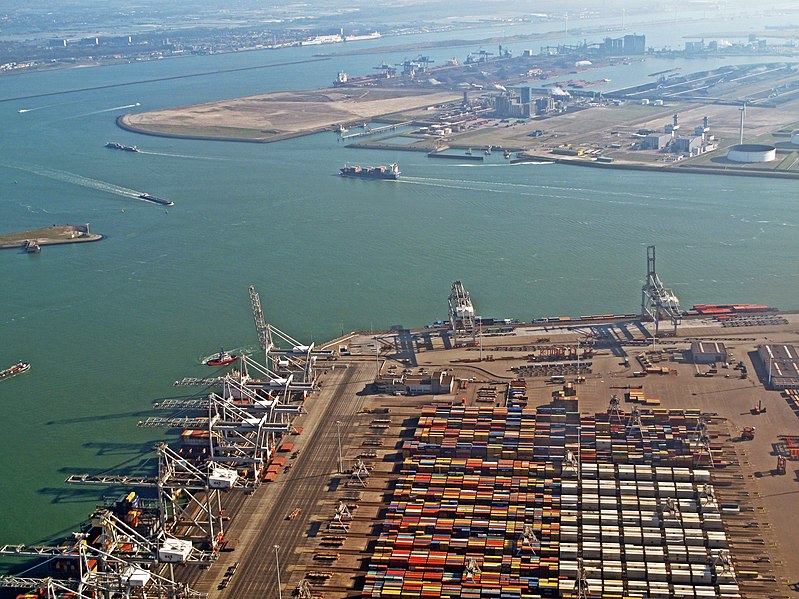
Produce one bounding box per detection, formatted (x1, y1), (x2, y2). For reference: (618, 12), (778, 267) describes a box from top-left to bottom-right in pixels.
(757, 344), (799, 390)
(690, 341), (728, 364)
(374, 370), (455, 395)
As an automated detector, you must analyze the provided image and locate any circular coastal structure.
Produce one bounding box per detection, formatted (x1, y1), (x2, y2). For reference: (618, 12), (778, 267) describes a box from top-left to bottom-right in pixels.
(791, 130), (799, 146)
(727, 143), (776, 163)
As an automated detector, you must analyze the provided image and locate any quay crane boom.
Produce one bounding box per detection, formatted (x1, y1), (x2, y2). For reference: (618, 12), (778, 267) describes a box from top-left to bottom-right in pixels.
(640, 245), (681, 336)
(448, 280), (477, 346)
(249, 285), (273, 368)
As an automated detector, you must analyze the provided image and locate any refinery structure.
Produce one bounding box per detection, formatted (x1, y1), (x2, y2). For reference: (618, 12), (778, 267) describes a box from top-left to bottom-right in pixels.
(3, 250), (799, 598)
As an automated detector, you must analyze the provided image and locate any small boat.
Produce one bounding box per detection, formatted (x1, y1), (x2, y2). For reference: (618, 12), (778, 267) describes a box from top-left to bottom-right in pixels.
(206, 349), (238, 367)
(504, 149), (512, 159)
(465, 148), (472, 156)
(24, 240), (41, 253)
(1, 361), (30, 380)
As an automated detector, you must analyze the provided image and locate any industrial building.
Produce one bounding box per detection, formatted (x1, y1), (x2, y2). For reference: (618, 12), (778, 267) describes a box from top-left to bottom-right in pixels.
(757, 344), (799, 390)
(602, 34), (646, 56)
(672, 136), (704, 155)
(494, 87), (562, 118)
(640, 115), (717, 157)
(374, 370), (456, 396)
(642, 133), (673, 150)
(690, 342), (728, 365)
(494, 92), (532, 118)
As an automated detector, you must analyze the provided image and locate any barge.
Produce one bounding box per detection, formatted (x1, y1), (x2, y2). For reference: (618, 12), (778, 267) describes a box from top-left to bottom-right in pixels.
(1, 361), (30, 380)
(138, 193), (174, 207)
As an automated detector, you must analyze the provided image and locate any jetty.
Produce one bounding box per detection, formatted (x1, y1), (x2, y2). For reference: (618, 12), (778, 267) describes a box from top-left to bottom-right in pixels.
(339, 121), (413, 140)
(0, 224), (104, 250)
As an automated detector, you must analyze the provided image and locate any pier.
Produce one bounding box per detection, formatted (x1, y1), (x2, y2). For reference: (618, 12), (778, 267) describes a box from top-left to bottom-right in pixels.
(0, 224), (103, 250)
(339, 120), (413, 139)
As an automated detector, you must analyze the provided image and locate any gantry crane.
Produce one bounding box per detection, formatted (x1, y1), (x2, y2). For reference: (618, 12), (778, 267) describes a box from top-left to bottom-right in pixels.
(641, 245), (681, 336)
(448, 281), (477, 346)
(0, 527), (207, 598)
(249, 285), (333, 385)
(66, 442), (242, 557)
(414, 55), (435, 70)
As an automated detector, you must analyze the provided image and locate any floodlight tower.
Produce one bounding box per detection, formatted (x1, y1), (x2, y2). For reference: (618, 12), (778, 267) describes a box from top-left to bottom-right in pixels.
(641, 245), (681, 336)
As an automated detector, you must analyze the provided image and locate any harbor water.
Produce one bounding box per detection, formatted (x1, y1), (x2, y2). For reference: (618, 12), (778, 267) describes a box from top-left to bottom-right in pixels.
(2, 14), (799, 545)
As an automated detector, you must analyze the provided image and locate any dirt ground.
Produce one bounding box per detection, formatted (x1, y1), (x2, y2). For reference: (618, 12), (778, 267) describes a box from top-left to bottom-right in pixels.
(121, 87), (460, 142)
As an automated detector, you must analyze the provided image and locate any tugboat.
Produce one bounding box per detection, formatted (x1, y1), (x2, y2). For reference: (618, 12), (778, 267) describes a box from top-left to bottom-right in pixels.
(206, 349), (238, 367)
(340, 163), (400, 180)
(0, 361), (30, 380)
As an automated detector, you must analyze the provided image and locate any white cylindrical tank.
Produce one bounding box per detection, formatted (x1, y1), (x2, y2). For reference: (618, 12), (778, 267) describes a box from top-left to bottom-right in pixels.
(727, 144), (776, 163)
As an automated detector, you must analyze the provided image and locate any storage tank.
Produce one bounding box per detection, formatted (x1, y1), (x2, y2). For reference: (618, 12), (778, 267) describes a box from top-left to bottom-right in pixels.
(726, 143), (776, 163)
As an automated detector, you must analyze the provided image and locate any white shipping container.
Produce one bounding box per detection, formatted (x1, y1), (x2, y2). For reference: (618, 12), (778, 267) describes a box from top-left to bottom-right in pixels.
(655, 467), (673, 481)
(676, 482), (694, 498)
(646, 565), (668, 582)
(671, 564), (692, 583)
(627, 545), (645, 560)
(687, 547), (709, 563)
(692, 469), (711, 482)
(626, 561), (647, 580)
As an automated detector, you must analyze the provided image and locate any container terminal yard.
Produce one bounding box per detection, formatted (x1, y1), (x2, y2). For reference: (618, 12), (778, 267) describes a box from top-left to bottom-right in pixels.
(4, 250), (799, 598)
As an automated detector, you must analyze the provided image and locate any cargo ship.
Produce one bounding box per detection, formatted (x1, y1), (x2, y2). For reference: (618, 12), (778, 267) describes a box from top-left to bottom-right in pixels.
(1, 361), (30, 380)
(205, 349), (238, 367)
(138, 193), (174, 206)
(106, 142), (139, 152)
(340, 163), (400, 180)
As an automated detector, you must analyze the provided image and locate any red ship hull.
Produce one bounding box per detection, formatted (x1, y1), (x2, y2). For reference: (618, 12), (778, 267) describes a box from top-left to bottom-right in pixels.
(206, 355), (238, 366)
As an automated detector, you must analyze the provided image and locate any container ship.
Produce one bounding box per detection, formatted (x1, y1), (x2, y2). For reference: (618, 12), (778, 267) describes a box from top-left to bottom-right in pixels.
(340, 163), (400, 180)
(106, 142), (139, 152)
